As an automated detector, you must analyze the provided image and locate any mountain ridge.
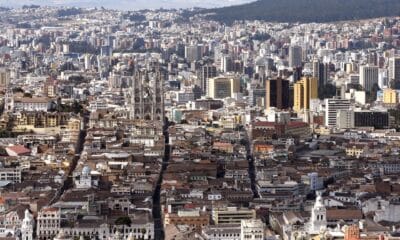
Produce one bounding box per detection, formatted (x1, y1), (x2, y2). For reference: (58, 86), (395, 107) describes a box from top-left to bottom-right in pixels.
(199, 0), (400, 24)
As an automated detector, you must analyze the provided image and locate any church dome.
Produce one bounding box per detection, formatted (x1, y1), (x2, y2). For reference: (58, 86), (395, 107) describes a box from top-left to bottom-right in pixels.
(82, 166), (91, 175)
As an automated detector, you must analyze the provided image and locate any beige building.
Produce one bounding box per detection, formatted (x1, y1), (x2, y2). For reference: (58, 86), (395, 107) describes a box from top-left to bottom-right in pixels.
(383, 88), (399, 104)
(212, 207), (256, 225)
(0, 68), (9, 91)
(293, 76), (318, 112)
(208, 76), (240, 99)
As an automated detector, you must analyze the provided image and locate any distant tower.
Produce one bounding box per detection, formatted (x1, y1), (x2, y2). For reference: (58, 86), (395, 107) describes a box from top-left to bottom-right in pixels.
(21, 209), (34, 240)
(310, 191), (327, 234)
(4, 89), (14, 112)
(389, 57), (400, 87)
(312, 59), (329, 87)
(359, 65), (378, 92)
(130, 68), (164, 121)
(289, 45), (302, 68)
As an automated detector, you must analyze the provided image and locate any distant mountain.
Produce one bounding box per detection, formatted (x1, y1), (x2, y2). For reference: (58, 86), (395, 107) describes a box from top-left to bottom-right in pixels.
(0, 0), (254, 10)
(199, 0), (400, 24)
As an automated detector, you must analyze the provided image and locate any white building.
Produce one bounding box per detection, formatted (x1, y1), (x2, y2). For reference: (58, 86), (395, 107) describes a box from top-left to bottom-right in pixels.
(240, 219), (264, 240)
(307, 172), (324, 191)
(0, 167), (22, 183)
(13, 97), (50, 112)
(36, 207), (61, 240)
(337, 109), (355, 129)
(308, 192), (327, 234)
(324, 98), (351, 127)
(202, 225), (241, 240)
(373, 200), (400, 223)
(21, 209), (34, 240)
(73, 166), (99, 189)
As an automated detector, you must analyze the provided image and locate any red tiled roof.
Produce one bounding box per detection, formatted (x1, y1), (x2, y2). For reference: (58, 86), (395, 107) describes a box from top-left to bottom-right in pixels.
(287, 121), (309, 128)
(253, 121), (275, 127)
(327, 209), (363, 221)
(6, 145), (31, 155)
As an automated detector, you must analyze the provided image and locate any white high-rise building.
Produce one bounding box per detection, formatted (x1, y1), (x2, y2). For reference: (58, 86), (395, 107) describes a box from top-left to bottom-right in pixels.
(359, 65), (379, 92)
(84, 54), (92, 70)
(289, 46), (302, 68)
(325, 98), (352, 127)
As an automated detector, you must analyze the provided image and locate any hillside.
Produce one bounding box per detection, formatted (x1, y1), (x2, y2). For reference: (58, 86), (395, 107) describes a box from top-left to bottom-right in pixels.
(200, 0), (400, 24)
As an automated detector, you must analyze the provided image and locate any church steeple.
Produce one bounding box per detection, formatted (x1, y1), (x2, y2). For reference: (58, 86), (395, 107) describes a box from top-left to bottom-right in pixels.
(21, 209), (33, 240)
(310, 191), (327, 234)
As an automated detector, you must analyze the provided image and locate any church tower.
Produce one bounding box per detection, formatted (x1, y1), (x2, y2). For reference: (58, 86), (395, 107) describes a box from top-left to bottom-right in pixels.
(21, 209), (33, 240)
(4, 89), (13, 112)
(310, 191), (327, 234)
(130, 67), (164, 121)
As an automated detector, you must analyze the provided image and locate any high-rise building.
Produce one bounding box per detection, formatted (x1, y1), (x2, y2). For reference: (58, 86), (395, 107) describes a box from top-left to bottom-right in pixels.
(0, 68), (10, 91)
(200, 65), (217, 94)
(389, 57), (400, 85)
(207, 75), (240, 99)
(359, 65), (379, 92)
(325, 98), (351, 127)
(312, 60), (329, 87)
(248, 85), (266, 107)
(293, 76), (318, 112)
(185, 45), (202, 62)
(130, 68), (164, 121)
(337, 109), (355, 129)
(220, 55), (234, 73)
(289, 45), (302, 68)
(266, 77), (290, 110)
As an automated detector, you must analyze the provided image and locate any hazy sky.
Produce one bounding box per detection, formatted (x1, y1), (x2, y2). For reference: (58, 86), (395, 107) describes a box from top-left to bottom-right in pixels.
(0, 0), (255, 10)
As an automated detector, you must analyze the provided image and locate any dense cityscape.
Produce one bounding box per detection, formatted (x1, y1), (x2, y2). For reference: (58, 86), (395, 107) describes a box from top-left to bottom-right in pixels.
(0, 3), (399, 240)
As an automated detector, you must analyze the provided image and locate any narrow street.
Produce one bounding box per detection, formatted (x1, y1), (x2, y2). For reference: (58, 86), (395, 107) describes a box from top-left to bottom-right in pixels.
(153, 119), (170, 240)
(244, 128), (259, 198)
(49, 112), (89, 205)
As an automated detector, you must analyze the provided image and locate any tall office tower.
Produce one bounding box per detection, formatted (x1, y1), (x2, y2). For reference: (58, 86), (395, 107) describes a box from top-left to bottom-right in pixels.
(248, 85), (266, 107)
(289, 45), (302, 68)
(185, 45), (202, 62)
(200, 65), (217, 94)
(130, 68), (164, 121)
(84, 54), (92, 70)
(265, 78), (290, 110)
(325, 98), (351, 127)
(220, 55), (234, 73)
(293, 76), (318, 112)
(389, 57), (400, 86)
(312, 60), (329, 87)
(207, 76), (240, 99)
(0, 68), (10, 91)
(359, 65), (378, 92)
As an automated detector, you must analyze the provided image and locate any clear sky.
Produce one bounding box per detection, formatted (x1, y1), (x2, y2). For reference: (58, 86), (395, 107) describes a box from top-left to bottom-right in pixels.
(0, 0), (255, 9)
